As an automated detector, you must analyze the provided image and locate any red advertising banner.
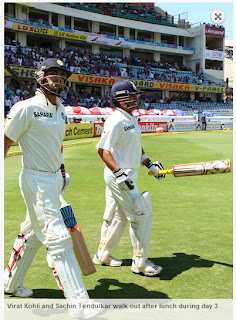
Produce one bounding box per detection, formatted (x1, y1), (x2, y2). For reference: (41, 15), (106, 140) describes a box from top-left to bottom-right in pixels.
(94, 122), (168, 137)
(205, 26), (225, 38)
(138, 122), (168, 133)
(94, 122), (104, 137)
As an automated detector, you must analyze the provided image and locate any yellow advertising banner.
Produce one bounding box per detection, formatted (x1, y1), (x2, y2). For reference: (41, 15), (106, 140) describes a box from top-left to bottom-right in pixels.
(16, 3), (35, 6)
(70, 74), (226, 93)
(142, 81), (226, 93)
(70, 74), (117, 85)
(4, 66), (36, 78)
(64, 123), (94, 140)
(13, 23), (54, 35)
(13, 23), (87, 41)
(4, 66), (226, 93)
(53, 30), (87, 41)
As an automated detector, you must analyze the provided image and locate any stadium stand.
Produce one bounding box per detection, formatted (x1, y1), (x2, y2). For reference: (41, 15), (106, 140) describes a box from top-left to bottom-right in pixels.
(4, 44), (218, 87)
(57, 3), (177, 27)
(4, 3), (232, 119)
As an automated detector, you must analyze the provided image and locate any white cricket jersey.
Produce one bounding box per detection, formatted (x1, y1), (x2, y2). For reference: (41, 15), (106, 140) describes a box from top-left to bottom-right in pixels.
(4, 90), (66, 172)
(96, 107), (142, 168)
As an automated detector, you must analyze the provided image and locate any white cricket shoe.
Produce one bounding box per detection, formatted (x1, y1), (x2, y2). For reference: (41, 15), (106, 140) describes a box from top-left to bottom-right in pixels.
(69, 300), (104, 319)
(131, 259), (163, 277)
(11, 286), (33, 297)
(93, 252), (123, 267)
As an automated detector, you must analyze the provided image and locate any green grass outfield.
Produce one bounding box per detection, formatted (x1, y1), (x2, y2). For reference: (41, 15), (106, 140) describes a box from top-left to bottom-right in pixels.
(4, 131), (233, 300)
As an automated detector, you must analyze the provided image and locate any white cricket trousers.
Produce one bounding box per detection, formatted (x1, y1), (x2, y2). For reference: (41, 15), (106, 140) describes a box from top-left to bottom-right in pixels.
(5, 167), (89, 300)
(104, 166), (140, 221)
(19, 167), (63, 243)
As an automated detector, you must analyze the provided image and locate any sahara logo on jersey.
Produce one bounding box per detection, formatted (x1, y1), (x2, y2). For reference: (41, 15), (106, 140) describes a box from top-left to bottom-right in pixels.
(124, 124), (135, 131)
(34, 111), (53, 118)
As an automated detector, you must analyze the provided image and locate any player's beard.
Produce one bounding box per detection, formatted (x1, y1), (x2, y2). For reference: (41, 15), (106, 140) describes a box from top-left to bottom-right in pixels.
(44, 82), (64, 96)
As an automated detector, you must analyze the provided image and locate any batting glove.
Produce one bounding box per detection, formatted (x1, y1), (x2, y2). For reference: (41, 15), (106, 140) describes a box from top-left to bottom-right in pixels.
(147, 161), (165, 180)
(61, 164), (71, 191)
(113, 168), (134, 191)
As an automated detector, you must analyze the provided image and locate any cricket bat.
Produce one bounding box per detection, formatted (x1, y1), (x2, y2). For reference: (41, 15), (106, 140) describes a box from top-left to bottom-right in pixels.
(148, 159), (231, 177)
(59, 193), (96, 276)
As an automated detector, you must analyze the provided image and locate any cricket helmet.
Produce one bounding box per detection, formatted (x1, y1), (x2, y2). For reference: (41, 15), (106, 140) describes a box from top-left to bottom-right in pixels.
(110, 80), (141, 109)
(35, 58), (71, 96)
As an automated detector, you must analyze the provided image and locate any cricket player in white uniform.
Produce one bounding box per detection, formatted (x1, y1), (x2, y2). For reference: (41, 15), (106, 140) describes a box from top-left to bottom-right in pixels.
(4, 58), (101, 318)
(93, 80), (165, 276)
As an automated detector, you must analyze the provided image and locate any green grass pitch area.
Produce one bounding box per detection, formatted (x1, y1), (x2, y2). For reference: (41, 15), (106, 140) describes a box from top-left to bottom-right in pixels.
(4, 131), (233, 299)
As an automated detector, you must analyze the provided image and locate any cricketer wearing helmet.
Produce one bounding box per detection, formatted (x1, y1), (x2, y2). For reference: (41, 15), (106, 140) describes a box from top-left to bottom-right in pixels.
(93, 80), (165, 276)
(4, 58), (101, 318)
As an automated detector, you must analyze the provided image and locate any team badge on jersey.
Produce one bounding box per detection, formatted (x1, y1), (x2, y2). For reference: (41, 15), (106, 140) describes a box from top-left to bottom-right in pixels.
(61, 112), (66, 121)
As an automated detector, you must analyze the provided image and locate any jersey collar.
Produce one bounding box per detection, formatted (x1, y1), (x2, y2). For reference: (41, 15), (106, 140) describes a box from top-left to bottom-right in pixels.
(116, 107), (134, 119)
(36, 89), (63, 108)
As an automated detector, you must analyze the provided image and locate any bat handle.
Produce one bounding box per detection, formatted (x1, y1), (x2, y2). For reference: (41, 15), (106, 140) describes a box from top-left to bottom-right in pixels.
(59, 193), (68, 207)
(148, 169), (173, 176)
(124, 169), (133, 177)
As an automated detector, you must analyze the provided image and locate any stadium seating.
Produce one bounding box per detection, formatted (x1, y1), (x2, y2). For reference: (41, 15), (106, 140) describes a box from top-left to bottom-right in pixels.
(56, 3), (178, 27)
(149, 102), (233, 115)
(5, 5), (231, 117)
(4, 43), (203, 85)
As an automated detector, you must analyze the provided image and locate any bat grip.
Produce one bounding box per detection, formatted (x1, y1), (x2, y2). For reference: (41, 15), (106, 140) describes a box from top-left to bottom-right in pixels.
(148, 169), (173, 176)
(59, 193), (68, 207)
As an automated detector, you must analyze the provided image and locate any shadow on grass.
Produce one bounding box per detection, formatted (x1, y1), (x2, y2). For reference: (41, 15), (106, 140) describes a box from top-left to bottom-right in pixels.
(90, 278), (170, 299)
(149, 252), (233, 280)
(5, 253), (232, 300)
(5, 289), (65, 299)
(6, 281), (169, 300)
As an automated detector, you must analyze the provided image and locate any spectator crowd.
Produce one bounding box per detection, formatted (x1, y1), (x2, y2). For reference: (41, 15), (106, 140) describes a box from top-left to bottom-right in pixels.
(4, 41), (227, 116)
(4, 76), (226, 119)
(5, 43), (215, 87)
(58, 3), (228, 30)
(57, 2), (172, 26)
